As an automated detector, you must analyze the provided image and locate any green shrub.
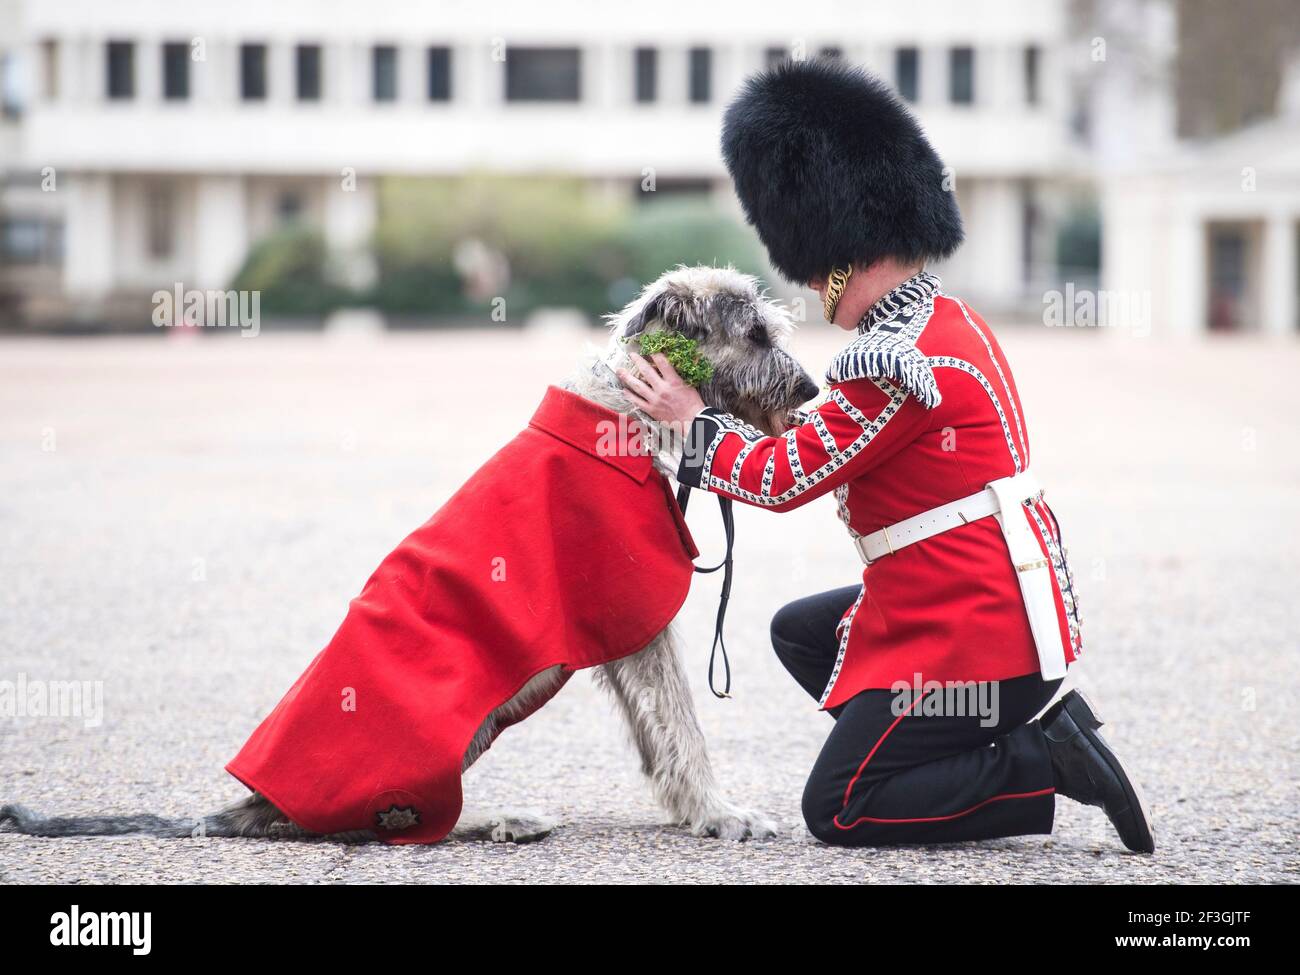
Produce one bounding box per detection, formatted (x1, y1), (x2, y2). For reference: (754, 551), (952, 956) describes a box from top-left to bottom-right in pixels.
(372, 174), (622, 318)
(616, 198), (765, 286)
(229, 227), (348, 316)
(231, 178), (768, 321)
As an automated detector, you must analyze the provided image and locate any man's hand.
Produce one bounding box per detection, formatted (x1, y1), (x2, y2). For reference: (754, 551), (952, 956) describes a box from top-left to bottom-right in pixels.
(617, 352), (707, 428)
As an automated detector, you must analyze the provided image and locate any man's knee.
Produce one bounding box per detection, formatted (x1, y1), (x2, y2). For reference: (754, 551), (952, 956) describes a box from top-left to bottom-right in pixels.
(801, 769), (847, 845)
(769, 599), (809, 664)
(769, 599), (798, 646)
(802, 772), (889, 847)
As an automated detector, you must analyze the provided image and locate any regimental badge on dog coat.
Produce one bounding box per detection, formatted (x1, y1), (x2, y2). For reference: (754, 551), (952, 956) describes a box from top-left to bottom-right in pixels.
(227, 386), (699, 844)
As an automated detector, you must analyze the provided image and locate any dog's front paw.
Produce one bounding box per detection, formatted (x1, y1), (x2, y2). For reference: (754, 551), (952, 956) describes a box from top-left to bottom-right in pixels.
(489, 811), (556, 844)
(691, 805), (779, 842)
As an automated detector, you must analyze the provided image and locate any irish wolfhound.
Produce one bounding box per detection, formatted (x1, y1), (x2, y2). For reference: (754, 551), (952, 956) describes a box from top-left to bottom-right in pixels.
(2, 266), (817, 845)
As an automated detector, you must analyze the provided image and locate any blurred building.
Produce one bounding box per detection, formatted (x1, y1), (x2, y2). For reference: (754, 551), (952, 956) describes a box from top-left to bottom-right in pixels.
(0, 0), (1099, 327)
(1093, 0), (1300, 335)
(1103, 109), (1300, 335)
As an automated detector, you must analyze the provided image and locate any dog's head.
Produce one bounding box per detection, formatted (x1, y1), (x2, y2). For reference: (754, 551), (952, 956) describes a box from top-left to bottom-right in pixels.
(609, 266), (819, 435)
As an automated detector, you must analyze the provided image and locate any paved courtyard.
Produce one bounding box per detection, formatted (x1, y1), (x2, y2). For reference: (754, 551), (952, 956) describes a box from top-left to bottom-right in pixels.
(1, 323), (1297, 883)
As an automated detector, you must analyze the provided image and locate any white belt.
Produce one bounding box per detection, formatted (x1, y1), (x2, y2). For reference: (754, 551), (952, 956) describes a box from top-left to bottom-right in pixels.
(853, 470), (1043, 566)
(853, 469), (1069, 681)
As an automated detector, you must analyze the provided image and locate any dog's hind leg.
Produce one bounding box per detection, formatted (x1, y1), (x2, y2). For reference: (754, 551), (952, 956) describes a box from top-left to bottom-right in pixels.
(444, 665), (565, 844)
(445, 808), (555, 843)
(595, 625), (777, 840)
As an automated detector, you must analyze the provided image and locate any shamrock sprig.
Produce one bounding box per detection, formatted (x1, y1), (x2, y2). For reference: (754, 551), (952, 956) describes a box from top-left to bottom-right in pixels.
(629, 329), (714, 387)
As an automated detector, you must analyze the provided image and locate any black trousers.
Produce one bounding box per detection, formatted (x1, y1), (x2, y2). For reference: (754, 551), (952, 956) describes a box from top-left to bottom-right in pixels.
(771, 585), (1062, 846)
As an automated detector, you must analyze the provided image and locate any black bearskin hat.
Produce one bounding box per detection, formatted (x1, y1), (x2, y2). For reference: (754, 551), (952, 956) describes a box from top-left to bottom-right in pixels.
(721, 58), (964, 284)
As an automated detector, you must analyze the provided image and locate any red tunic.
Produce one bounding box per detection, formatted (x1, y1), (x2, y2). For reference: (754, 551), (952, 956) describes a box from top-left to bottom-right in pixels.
(227, 386), (698, 843)
(682, 272), (1081, 710)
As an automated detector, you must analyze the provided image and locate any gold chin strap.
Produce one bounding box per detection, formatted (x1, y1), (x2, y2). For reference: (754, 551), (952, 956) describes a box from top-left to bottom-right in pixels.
(822, 265), (853, 323)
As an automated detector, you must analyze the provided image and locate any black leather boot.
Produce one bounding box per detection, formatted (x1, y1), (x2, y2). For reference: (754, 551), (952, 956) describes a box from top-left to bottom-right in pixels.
(1041, 690), (1155, 854)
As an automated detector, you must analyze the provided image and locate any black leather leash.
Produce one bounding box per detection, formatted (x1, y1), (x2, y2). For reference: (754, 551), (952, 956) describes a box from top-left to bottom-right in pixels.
(676, 484), (734, 698)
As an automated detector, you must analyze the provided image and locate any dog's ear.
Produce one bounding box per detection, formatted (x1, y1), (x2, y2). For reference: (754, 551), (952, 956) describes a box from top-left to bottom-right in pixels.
(623, 291), (664, 337)
(745, 307), (773, 347)
(627, 289), (696, 338)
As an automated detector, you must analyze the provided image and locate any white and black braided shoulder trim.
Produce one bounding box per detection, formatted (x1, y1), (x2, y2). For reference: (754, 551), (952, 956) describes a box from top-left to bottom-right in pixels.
(825, 324), (941, 408)
(826, 271), (942, 408)
(857, 271), (941, 333)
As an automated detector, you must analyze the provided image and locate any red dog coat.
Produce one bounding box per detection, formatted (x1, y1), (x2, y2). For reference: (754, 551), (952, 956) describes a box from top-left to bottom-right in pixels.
(227, 386), (698, 844)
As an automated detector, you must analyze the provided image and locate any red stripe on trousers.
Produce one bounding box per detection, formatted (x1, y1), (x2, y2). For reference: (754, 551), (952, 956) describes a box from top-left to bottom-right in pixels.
(833, 688), (1053, 831)
(833, 787), (1055, 830)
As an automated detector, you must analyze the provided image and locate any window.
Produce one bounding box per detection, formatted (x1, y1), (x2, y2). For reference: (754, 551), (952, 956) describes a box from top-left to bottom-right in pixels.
(0, 53), (19, 117)
(106, 41), (134, 100)
(277, 191), (303, 224)
(1070, 84), (1091, 140)
(688, 47), (711, 103)
(373, 45), (398, 102)
(427, 46), (451, 101)
(1207, 223), (1254, 331)
(296, 45), (321, 101)
(765, 46), (788, 69)
(1024, 45), (1040, 106)
(2, 219), (42, 263)
(1020, 183), (1038, 286)
(634, 47), (656, 103)
(145, 185), (175, 260)
(41, 39), (59, 100)
(0, 218), (62, 265)
(949, 47), (975, 104)
(894, 47), (919, 102)
(162, 42), (189, 100)
(240, 43), (267, 100)
(505, 47), (581, 102)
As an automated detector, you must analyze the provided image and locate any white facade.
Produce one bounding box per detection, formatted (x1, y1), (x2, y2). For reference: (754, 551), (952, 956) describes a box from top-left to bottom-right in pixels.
(1103, 120), (1300, 336)
(1, 0), (1081, 323)
(1089, 0), (1300, 336)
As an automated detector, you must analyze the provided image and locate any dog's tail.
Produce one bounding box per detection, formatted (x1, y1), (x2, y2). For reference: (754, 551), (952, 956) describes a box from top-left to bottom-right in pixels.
(0, 793), (296, 839)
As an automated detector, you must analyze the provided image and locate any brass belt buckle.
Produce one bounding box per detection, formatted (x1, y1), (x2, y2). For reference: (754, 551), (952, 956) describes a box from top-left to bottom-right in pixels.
(1016, 558), (1049, 573)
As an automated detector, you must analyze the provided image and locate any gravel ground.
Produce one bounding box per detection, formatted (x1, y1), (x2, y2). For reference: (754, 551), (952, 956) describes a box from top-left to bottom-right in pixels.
(1, 324), (1297, 884)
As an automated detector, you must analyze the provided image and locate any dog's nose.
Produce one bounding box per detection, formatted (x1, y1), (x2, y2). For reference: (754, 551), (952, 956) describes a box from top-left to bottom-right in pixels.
(796, 376), (820, 403)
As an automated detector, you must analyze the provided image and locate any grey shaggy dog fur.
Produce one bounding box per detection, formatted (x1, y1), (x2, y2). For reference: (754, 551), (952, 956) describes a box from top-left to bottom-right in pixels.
(2, 265), (816, 845)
